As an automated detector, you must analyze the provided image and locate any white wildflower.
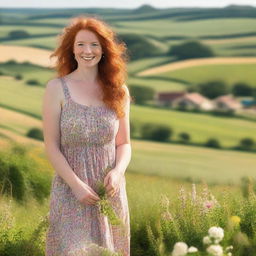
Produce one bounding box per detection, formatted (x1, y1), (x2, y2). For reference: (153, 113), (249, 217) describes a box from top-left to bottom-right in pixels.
(203, 236), (211, 245)
(188, 246), (198, 253)
(207, 244), (223, 256)
(172, 242), (188, 256)
(227, 253), (232, 256)
(225, 245), (233, 251)
(208, 227), (224, 242)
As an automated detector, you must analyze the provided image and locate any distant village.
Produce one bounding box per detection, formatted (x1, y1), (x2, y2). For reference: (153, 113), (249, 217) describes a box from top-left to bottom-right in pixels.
(156, 91), (256, 115)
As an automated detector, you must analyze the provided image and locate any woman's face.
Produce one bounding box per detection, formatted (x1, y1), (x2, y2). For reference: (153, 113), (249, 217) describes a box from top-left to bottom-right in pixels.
(73, 29), (103, 68)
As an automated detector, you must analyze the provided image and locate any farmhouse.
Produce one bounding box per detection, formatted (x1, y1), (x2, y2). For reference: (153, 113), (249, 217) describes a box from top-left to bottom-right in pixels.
(213, 95), (242, 113)
(172, 92), (214, 111)
(156, 91), (186, 107)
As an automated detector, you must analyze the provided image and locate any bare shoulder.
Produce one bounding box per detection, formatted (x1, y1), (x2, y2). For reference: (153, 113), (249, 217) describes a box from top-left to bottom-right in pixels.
(45, 78), (65, 102)
(43, 78), (66, 110)
(45, 78), (62, 92)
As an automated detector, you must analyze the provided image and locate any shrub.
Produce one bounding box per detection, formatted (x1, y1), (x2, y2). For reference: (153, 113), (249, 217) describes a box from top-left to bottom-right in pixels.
(198, 80), (229, 99)
(232, 82), (253, 96)
(205, 138), (221, 149)
(119, 33), (162, 60)
(8, 30), (30, 39)
(141, 123), (172, 142)
(5, 59), (17, 65)
(26, 79), (40, 86)
(239, 138), (255, 151)
(15, 74), (23, 80)
(26, 128), (43, 141)
(0, 144), (51, 202)
(129, 85), (155, 105)
(130, 121), (137, 138)
(179, 132), (191, 143)
(168, 41), (214, 60)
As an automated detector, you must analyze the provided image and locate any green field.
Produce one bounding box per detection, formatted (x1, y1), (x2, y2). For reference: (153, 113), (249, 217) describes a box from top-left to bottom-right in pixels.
(1, 74), (256, 147)
(0, 25), (59, 38)
(2, 36), (58, 50)
(149, 63), (256, 87)
(131, 105), (256, 147)
(130, 140), (256, 184)
(0, 77), (44, 118)
(1, 101), (256, 185)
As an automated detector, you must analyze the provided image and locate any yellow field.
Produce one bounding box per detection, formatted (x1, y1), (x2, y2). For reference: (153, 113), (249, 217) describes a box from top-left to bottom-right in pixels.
(0, 45), (55, 68)
(138, 57), (256, 76)
(0, 107), (43, 147)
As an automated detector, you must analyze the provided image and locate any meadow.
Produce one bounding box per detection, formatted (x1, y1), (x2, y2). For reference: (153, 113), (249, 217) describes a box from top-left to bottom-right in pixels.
(1, 6), (256, 256)
(140, 62), (256, 87)
(1, 74), (256, 148)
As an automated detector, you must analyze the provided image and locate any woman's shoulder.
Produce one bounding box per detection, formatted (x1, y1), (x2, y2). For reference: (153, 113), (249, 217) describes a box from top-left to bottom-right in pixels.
(45, 77), (62, 89)
(44, 78), (65, 104)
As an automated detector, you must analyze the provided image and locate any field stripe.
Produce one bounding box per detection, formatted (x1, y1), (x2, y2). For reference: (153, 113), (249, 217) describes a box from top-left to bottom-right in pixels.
(0, 45), (55, 68)
(203, 36), (256, 45)
(138, 57), (256, 76)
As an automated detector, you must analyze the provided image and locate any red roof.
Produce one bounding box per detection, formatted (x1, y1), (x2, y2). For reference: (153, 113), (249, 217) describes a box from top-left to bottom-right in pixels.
(182, 93), (211, 105)
(158, 92), (186, 101)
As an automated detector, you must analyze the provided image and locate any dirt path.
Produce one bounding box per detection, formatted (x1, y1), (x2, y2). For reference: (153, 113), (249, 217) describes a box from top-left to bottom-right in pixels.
(0, 45), (55, 68)
(138, 57), (256, 76)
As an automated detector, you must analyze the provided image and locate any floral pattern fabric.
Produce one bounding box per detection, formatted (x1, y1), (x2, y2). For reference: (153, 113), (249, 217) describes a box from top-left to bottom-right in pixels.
(45, 77), (130, 256)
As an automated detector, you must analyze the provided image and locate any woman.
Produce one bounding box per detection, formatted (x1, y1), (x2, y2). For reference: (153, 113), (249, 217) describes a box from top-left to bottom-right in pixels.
(42, 16), (131, 256)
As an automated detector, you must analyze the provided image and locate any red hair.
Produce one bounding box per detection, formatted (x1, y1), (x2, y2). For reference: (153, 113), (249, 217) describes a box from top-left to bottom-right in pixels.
(51, 16), (129, 118)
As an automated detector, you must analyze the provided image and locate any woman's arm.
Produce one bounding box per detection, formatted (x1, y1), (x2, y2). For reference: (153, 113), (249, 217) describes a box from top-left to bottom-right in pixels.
(42, 79), (100, 205)
(104, 85), (132, 196)
(114, 85), (132, 175)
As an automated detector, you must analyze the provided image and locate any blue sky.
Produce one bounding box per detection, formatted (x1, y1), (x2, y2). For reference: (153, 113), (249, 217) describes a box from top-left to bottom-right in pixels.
(1, 0), (256, 8)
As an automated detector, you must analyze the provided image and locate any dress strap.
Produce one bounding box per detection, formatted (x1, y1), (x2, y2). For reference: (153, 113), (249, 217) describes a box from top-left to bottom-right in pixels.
(59, 77), (71, 100)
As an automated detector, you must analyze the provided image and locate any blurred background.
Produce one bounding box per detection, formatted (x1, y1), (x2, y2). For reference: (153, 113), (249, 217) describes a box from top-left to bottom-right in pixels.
(1, 1), (256, 255)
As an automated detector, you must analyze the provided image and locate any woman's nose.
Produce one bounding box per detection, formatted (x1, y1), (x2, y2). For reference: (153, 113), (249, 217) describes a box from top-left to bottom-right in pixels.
(82, 45), (92, 53)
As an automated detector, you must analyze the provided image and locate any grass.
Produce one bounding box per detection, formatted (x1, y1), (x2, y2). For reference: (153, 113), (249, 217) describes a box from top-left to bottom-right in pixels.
(0, 77), (44, 118)
(1, 73), (256, 147)
(128, 76), (187, 92)
(129, 140), (256, 184)
(128, 56), (173, 75)
(151, 63), (256, 87)
(0, 62), (54, 85)
(0, 107), (42, 136)
(0, 25), (60, 38)
(116, 18), (256, 37)
(2, 37), (58, 50)
(131, 104), (256, 147)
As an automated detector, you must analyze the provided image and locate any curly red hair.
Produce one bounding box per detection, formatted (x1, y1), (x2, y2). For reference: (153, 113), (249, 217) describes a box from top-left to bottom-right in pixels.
(51, 16), (129, 118)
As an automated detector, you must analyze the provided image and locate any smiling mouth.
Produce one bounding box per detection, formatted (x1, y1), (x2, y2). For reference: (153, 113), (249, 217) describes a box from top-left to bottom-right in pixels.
(81, 56), (95, 61)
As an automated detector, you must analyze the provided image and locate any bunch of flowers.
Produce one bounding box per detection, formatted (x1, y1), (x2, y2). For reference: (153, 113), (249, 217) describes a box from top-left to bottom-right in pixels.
(171, 226), (233, 256)
(96, 168), (122, 226)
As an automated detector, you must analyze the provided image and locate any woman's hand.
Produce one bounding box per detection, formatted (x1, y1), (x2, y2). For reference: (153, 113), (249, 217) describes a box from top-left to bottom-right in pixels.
(71, 180), (100, 206)
(104, 168), (124, 197)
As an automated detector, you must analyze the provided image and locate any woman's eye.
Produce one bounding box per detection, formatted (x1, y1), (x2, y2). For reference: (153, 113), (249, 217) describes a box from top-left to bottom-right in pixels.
(92, 43), (99, 46)
(78, 43), (83, 46)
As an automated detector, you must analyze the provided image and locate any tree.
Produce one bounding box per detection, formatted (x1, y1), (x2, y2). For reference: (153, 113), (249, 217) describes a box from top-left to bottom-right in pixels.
(198, 80), (229, 99)
(26, 128), (43, 141)
(232, 82), (253, 96)
(168, 41), (214, 60)
(205, 138), (221, 149)
(179, 132), (191, 143)
(129, 85), (155, 105)
(119, 33), (161, 60)
(26, 79), (40, 86)
(8, 30), (30, 39)
(141, 123), (172, 142)
(239, 138), (254, 151)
